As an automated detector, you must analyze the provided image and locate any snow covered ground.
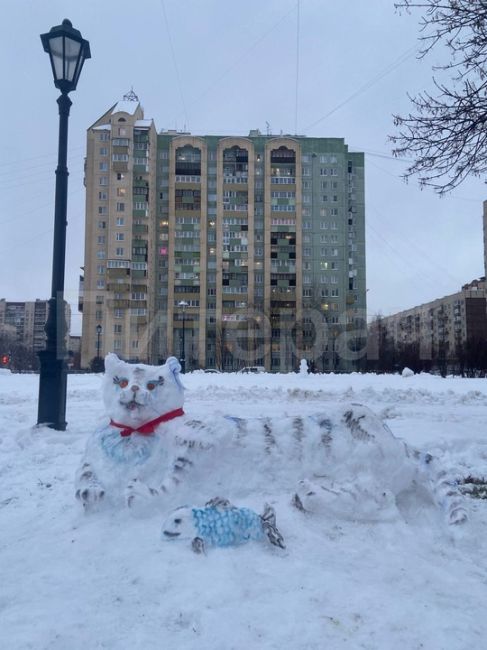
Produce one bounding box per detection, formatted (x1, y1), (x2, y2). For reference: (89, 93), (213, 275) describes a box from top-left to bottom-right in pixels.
(1, 369), (487, 650)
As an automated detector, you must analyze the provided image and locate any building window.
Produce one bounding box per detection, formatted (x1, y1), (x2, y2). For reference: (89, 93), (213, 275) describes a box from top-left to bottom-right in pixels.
(96, 279), (105, 289)
(97, 265), (105, 274)
(117, 173), (125, 180)
(114, 309), (124, 318)
(99, 162), (108, 171)
(99, 131), (110, 141)
(116, 247), (124, 256)
(99, 176), (108, 186)
(97, 235), (105, 244)
(98, 221), (106, 229)
(98, 206), (107, 215)
(113, 339), (122, 350)
(100, 147), (108, 156)
(116, 217), (124, 226)
(116, 233), (124, 241)
(117, 188), (126, 197)
(96, 250), (106, 259)
(113, 154), (129, 162)
(114, 324), (123, 334)
(98, 191), (108, 200)
(116, 202), (125, 212)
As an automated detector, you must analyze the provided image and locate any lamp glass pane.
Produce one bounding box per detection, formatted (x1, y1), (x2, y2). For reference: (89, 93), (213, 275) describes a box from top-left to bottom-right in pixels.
(64, 38), (82, 83)
(49, 36), (65, 81)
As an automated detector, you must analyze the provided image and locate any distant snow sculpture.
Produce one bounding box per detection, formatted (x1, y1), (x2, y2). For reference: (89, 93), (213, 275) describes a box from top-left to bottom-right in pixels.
(75, 354), (467, 527)
(161, 497), (285, 553)
(402, 367), (414, 378)
(299, 359), (309, 375)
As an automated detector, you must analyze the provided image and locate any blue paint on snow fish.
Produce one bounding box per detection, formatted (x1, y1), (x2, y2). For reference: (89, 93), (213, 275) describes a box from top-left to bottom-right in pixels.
(161, 497), (285, 553)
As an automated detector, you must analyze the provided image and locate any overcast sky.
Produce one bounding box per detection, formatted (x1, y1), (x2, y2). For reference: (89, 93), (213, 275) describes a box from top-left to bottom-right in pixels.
(1, 0), (486, 335)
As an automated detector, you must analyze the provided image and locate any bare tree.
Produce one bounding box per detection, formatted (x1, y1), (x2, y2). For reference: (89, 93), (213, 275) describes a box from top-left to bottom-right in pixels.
(391, 1), (487, 193)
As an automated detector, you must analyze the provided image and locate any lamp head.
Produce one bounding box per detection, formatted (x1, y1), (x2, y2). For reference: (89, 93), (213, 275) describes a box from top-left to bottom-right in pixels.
(40, 19), (91, 93)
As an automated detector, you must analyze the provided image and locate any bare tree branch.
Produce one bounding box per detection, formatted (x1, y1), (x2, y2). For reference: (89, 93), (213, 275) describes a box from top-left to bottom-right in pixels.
(392, 1), (487, 193)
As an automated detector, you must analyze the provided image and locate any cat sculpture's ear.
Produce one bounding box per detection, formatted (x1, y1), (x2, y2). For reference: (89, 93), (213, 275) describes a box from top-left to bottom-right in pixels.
(104, 353), (121, 375)
(165, 356), (185, 390)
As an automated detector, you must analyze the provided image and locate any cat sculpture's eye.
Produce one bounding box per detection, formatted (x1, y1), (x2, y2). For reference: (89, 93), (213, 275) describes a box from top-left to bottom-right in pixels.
(174, 518), (182, 525)
(147, 377), (164, 391)
(113, 376), (129, 388)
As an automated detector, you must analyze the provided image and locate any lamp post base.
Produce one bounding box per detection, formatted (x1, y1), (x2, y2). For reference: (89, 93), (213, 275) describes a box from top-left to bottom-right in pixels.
(37, 349), (68, 430)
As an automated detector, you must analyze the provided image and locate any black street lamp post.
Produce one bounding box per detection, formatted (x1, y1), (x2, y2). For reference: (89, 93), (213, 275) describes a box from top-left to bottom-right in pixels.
(96, 324), (102, 370)
(178, 300), (188, 373)
(37, 19), (91, 430)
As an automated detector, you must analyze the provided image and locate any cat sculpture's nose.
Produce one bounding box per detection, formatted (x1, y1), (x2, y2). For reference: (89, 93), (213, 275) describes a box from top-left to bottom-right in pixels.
(131, 385), (139, 392)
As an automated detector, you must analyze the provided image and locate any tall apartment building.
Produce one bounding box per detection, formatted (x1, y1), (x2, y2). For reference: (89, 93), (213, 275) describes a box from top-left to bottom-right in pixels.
(0, 299), (49, 351)
(81, 95), (366, 372)
(0, 299), (72, 353)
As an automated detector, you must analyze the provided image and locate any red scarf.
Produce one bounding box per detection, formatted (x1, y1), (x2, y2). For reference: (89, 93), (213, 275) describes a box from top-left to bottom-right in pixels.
(110, 407), (185, 438)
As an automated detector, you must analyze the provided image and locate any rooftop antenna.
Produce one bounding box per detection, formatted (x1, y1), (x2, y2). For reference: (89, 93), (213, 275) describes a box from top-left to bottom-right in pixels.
(123, 87), (139, 101)
(266, 121), (271, 136)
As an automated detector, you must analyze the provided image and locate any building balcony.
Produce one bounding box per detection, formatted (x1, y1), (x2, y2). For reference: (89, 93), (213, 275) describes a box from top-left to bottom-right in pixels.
(175, 175), (201, 184)
(107, 299), (130, 308)
(107, 283), (130, 292)
(133, 224), (149, 234)
(112, 161), (128, 173)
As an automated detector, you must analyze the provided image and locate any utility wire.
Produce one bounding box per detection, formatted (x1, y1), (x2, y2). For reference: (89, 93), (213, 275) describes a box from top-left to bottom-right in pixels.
(303, 46), (417, 133)
(159, 0), (189, 130)
(0, 145), (85, 169)
(180, 3), (297, 118)
(294, 0), (300, 135)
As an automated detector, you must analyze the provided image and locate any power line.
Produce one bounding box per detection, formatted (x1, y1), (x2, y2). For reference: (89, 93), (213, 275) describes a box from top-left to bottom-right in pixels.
(159, 0), (189, 130)
(303, 46), (417, 134)
(177, 3), (297, 120)
(294, 0), (300, 135)
(0, 145), (85, 169)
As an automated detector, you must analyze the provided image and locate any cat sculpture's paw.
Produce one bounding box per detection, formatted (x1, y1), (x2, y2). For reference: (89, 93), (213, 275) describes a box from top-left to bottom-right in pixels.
(76, 484), (105, 509)
(125, 478), (160, 516)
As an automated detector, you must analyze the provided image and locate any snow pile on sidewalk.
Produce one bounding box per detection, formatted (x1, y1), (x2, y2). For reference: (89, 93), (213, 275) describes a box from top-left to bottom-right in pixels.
(1, 370), (487, 649)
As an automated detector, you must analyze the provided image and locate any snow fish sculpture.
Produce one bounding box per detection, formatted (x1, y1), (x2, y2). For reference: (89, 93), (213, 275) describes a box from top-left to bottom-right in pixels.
(161, 497), (285, 553)
(75, 354), (467, 527)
